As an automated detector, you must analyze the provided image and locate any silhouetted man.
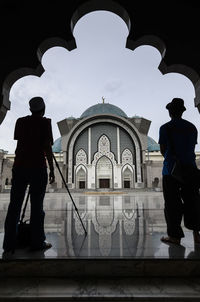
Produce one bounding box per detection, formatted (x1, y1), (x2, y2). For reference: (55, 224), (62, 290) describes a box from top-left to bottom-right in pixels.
(159, 98), (200, 245)
(3, 97), (55, 253)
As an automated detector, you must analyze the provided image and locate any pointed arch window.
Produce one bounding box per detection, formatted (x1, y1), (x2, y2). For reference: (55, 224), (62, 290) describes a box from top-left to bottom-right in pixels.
(98, 135), (110, 154)
(76, 149), (87, 165)
(122, 149), (133, 165)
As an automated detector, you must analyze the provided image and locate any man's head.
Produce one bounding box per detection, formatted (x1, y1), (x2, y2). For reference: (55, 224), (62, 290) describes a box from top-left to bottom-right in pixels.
(29, 97), (45, 115)
(166, 98), (186, 118)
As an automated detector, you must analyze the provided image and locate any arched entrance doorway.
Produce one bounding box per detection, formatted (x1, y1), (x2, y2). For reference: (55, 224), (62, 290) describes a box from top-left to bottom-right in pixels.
(122, 165), (134, 188)
(75, 165), (87, 189)
(96, 156), (113, 189)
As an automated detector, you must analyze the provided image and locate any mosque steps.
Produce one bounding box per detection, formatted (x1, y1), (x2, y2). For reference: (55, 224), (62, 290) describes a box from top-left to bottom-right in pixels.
(0, 277), (200, 301)
(1, 259), (200, 301)
(1, 258), (200, 278)
(1, 258), (200, 279)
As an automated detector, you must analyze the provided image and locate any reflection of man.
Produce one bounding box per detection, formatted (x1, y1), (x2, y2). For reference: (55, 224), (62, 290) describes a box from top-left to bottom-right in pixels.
(3, 97), (55, 253)
(159, 98), (200, 245)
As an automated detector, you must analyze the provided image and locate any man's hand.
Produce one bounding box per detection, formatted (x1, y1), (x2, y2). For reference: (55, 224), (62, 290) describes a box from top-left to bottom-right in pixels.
(49, 170), (55, 184)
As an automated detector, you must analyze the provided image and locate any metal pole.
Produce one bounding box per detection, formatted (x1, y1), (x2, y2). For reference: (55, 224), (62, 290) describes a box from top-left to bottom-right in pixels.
(20, 186), (30, 223)
(52, 153), (87, 235)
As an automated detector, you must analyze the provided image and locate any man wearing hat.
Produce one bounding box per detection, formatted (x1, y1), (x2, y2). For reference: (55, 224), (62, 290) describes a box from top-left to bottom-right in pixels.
(3, 96), (55, 253)
(159, 97), (200, 245)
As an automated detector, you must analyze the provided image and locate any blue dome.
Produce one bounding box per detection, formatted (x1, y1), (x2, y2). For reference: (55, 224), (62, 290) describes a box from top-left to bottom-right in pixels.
(80, 103), (128, 118)
(147, 136), (160, 152)
(52, 137), (62, 153)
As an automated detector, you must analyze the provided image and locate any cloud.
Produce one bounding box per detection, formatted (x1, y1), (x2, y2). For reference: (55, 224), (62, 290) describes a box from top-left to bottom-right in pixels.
(104, 78), (123, 96)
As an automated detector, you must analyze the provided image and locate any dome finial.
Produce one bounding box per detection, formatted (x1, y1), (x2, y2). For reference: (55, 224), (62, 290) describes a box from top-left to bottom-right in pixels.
(102, 96), (105, 104)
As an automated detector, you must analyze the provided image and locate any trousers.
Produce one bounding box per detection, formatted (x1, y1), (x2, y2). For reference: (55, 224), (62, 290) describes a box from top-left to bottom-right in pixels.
(162, 175), (200, 239)
(3, 167), (48, 251)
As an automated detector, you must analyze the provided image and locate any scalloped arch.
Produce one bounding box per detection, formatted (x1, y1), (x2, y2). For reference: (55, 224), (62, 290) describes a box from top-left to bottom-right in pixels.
(1, 0), (200, 125)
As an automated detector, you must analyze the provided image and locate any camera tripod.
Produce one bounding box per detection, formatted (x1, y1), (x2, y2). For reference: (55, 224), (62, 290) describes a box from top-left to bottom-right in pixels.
(52, 153), (87, 235)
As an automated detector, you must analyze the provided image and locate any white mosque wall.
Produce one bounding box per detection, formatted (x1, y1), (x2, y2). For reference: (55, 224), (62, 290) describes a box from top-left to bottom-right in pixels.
(0, 151), (171, 192)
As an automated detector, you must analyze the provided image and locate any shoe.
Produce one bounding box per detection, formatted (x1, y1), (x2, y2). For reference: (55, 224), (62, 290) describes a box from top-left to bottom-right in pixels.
(42, 241), (52, 250)
(30, 241), (52, 251)
(161, 236), (181, 245)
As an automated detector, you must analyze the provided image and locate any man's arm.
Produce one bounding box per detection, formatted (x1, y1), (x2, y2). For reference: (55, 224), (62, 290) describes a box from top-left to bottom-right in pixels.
(14, 118), (23, 140)
(159, 125), (167, 158)
(44, 142), (55, 184)
(44, 118), (55, 184)
(160, 144), (166, 157)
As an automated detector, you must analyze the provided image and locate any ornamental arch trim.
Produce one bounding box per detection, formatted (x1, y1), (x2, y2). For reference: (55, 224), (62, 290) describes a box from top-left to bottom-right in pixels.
(122, 163), (134, 174)
(92, 134), (117, 166)
(64, 115), (143, 152)
(2, 1), (200, 125)
(64, 115), (143, 184)
(122, 148), (133, 166)
(121, 163), (134, 189)
(75, 164), (87, 189)
(75, 163), (87, 174)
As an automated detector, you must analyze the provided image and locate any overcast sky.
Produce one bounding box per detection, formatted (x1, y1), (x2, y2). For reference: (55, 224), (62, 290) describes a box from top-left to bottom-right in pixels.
(0, 11), (200, 153)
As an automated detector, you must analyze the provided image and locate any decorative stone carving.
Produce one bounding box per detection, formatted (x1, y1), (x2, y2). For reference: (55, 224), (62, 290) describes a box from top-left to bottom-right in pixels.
(92, 135), (116, 165)
(122, 148), (133, 165)
(93, 219), (117, 256)
(74, 210), (87, 236)
(123, 209), (136, 235)
(99, 234), (112, 256)
(99, 135), (110, 153)
(76, 149), (87, 165)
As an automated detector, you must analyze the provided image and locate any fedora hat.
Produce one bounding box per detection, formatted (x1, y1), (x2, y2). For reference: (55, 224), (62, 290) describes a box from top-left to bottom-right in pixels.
(166, 98), (186, 112)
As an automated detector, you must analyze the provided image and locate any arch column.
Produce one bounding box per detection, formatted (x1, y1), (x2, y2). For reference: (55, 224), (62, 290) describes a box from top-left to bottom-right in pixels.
(88, 127), (91, 164)
(117, 127), (120, 164)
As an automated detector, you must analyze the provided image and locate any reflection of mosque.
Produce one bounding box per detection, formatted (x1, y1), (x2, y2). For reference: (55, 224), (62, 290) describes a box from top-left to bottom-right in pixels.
(13, 193), (165, 258)
(63, 195), (162, 258)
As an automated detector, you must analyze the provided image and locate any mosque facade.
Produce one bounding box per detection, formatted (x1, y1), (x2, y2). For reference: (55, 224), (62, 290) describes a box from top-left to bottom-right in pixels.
(0, 102), (171, 192)
(54, 101), (161, 190)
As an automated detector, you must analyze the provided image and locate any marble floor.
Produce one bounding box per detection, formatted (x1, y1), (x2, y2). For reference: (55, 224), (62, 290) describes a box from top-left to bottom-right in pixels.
(0, 191), (199, 260)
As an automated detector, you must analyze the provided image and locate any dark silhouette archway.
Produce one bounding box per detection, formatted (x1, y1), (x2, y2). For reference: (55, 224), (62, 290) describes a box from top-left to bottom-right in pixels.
(1, 1), (200, 124)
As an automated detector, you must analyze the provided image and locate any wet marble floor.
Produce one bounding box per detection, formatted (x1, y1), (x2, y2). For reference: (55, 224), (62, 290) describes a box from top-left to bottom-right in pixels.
(0, 191), (200, 260)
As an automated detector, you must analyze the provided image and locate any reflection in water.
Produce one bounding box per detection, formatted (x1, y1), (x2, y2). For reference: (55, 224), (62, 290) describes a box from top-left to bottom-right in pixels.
(1, 192), (200, 259)
(66, 195), (145, 257)
(187, 245), (200, 259)
(168, 244), (186, 259)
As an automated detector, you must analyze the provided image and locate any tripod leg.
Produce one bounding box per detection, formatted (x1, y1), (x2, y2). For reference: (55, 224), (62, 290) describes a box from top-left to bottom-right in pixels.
(52, 153), (87, 235)
(20, 186), (30, 223)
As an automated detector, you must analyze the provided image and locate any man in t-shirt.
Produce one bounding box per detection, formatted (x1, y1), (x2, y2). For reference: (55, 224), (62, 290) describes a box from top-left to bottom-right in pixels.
(159, 98), (200, 245)
(3, 97), (55, 253)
